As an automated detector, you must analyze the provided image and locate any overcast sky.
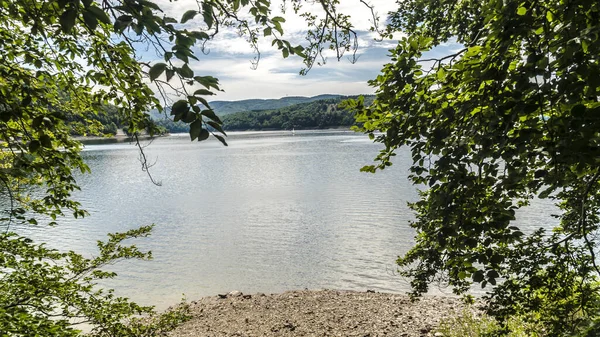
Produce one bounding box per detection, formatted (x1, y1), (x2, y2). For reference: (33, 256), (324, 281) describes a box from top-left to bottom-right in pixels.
(138, 0), (413, 101)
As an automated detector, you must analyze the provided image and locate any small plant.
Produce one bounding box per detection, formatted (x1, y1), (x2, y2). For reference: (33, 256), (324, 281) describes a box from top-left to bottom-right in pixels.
(436, 309), (547, 337)
(436, 308), (499, 337)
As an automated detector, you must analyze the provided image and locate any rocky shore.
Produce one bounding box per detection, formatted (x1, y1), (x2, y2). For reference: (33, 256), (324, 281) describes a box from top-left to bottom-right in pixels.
(169, 289), (469, 337)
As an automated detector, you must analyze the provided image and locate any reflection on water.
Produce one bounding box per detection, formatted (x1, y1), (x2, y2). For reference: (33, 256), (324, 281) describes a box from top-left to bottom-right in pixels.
(10, 130), (558, 309)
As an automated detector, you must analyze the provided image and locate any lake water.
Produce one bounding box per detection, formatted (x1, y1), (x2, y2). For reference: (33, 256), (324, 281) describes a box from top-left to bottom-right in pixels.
(13, 130), (557, 309)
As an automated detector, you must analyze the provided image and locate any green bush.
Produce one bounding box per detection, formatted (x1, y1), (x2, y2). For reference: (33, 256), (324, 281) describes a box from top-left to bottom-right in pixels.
(436, 309), (547, 337)
(0, 226), (191, 337)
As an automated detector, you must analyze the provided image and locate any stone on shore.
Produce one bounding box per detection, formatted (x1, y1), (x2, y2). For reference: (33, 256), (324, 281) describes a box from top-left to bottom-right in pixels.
(169, 289), (469, 337)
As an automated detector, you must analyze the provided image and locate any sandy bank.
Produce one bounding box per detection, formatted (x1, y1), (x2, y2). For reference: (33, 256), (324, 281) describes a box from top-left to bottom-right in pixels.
(169, 289), (469, 337)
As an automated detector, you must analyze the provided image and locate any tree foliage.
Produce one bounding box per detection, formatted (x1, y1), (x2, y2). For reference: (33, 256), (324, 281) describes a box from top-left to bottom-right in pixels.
(0, 226), (191, 336)
(0, 0), (381, 335)
(347, 0), (600, 335)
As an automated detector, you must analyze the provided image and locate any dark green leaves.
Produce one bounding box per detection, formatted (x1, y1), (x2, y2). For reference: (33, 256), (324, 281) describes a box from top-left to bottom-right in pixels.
(83, 11), (99, 30)
(194, 76), (220, 90)
(202, 2), (214, 29)
(189, 120), (203, 140)
(193, 89), (213, 96)
(198, 128), (209, 141)
(149, 63), (167, 81)
(171, 100), (189, 115)
(28, 140), (41, 152)
(178, 64), (194, 78)
(87, 6), (111, 24)
(180, 10), (198, 23)
(472, 270), (484, 283)
(114, 15), (133, 33)
(201, 109), (221, 123)
(60, 8), (77, 33)
(214, 134), (228, 146)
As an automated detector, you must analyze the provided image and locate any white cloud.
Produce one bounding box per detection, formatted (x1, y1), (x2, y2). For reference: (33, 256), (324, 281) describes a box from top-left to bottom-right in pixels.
(143, 0), (400, 101)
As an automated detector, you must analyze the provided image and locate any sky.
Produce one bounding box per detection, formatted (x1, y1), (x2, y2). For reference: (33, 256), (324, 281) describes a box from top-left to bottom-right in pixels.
(141, 0), (411, 101)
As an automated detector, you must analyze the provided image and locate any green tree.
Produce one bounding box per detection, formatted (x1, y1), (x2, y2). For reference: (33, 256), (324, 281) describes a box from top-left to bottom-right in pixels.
(0, 0), (379, 335)
(348, 0), (600, 335)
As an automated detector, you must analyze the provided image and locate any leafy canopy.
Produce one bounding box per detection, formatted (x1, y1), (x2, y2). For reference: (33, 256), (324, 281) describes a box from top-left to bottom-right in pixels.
(347, 0), (600, 335)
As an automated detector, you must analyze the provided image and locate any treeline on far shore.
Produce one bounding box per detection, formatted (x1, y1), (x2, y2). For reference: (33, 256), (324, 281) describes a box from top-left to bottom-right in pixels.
(221, 97), (368, 131)
(151, 95), (374, 133)
(68, 95), (373, 136)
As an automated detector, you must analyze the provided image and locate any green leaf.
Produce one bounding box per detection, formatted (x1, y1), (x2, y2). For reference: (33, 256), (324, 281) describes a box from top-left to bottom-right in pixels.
(174, 50), (189, 63)
(87, 6), (111, 24)
(149, 63), (167, 81)
(264, 27), (272, 36)
(189, 120), (202, 140)
(207, 121), (225, 134)
(193, 89), (214, 96)
(60, 8), (78, 33)
(165, 69), (175, 82)
(201, 109), (221, 123)
(179, 64), (194, 78)
(40, 134), (52, 148)
(114, 15), (133, 32)
(181, 110), (196, 123)
(83, 11), (99, 30)
(282, 48), (289, 58)
(194, 76), (220, 90)
(214, 134), (228, 146)
(28, 140), (41, 153)
(517, 6), (527, 15)
(198, 128), (209, 141)
(188, 31), (210, 40)
(202, 2), (214, 29)
(180, 10), (198, 23)
(171, 100), (188, 115)
(472, 270), (484, 283)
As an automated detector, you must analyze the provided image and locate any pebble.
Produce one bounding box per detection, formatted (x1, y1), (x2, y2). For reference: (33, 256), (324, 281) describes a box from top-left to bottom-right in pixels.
(169, 289), (467, 337)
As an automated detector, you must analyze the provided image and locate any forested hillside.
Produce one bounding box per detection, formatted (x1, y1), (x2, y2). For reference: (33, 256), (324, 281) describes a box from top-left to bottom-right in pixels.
(148, 95), (372, 133)
(210, 94), (342, 115)
(221, 96), (373, 131)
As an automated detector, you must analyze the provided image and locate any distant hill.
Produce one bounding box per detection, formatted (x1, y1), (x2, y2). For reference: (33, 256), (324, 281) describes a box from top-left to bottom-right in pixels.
(221, 95), (374, 131)
(209, 94), (342, 115)
(146, 94), (372, 133)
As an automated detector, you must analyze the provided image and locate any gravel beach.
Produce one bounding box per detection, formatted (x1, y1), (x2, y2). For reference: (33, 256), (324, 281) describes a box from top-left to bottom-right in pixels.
(169, 289), (468, 337)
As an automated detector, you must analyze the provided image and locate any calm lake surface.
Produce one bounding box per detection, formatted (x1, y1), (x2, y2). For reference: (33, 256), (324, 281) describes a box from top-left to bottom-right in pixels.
(14, 130), (556, 309)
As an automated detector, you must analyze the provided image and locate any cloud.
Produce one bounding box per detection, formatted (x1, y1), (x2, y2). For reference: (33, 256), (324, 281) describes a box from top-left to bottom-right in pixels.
(141, 0), (402, 101)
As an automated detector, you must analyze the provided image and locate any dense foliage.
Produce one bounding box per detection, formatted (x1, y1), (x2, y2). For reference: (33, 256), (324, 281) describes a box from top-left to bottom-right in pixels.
(347, 0), (600, 335)
(65, 104), (124, 136)
(0, 0), (377, 335)
(222, 96), (371, 131)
